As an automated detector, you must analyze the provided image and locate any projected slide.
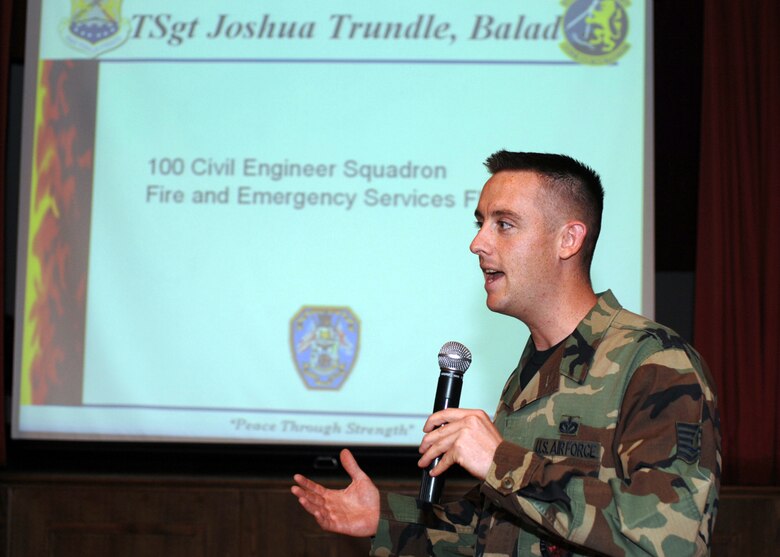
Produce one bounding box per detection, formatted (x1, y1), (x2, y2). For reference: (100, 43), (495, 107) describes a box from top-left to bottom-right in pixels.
(13, 0), (648, 446)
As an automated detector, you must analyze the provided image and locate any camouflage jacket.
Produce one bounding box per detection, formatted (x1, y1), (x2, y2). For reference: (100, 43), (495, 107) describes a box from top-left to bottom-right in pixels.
(370, 291), (720, 557)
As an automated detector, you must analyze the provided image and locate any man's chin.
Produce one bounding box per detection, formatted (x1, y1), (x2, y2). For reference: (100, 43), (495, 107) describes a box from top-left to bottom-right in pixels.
(485, 297), (506, 314)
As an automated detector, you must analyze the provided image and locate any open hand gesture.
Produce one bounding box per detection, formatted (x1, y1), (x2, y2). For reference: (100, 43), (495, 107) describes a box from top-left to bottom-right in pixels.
(291, 449), (380, 537)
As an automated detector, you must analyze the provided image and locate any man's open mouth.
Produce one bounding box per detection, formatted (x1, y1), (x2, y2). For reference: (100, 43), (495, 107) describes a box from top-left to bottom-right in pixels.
(483, 268), (504, 284)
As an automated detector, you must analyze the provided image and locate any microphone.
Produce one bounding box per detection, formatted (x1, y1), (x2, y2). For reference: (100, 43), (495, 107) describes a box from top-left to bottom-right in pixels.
(419, 341), (472, 504)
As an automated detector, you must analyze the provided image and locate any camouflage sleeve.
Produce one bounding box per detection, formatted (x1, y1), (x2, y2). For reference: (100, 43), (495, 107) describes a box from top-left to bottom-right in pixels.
(481, 349), (720, 556)
(369, 485), (481, 556)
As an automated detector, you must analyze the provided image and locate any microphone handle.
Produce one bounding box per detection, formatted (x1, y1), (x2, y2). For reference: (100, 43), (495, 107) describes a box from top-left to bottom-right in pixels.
(419, 370), (463, 503)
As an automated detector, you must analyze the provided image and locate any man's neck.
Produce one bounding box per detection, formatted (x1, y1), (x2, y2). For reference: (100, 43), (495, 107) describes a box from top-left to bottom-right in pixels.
(526, 287), (598, 350)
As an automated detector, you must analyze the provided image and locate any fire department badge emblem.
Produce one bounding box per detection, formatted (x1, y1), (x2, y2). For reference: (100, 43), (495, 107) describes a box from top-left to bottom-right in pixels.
(290, 306), (360, 390)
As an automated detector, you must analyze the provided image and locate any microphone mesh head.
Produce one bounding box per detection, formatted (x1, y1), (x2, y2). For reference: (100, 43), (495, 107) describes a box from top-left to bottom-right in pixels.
(438, 341), (472, 373)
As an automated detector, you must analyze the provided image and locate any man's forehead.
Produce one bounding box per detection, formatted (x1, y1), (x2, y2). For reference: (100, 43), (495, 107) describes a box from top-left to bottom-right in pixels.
(477, 170), (543, 208)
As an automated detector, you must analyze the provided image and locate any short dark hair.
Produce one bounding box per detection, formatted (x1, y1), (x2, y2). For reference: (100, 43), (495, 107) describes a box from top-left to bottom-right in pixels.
(484, 150), (605, 275)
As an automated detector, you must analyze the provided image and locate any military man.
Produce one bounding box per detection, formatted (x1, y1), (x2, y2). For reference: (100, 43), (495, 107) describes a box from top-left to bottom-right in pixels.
(291, 151), (720, 556)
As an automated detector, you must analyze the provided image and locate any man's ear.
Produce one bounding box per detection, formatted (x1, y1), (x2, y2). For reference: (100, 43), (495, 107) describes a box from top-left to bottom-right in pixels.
(559, 221), (587, 260)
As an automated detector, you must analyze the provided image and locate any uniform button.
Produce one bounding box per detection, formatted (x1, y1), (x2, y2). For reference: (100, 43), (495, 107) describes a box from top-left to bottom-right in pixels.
(501, 476), (514, 490)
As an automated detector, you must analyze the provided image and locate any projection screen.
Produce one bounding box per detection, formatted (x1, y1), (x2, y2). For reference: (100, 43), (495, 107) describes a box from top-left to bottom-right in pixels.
(12, 0), (652, 446)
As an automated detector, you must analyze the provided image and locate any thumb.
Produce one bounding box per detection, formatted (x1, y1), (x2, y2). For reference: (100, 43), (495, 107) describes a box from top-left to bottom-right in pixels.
(340, 449), (367, 481)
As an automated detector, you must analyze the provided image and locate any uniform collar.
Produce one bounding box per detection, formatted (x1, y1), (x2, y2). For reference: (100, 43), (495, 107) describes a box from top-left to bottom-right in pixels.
(499, 290), (622, 411)
(559, 289), (622, 383)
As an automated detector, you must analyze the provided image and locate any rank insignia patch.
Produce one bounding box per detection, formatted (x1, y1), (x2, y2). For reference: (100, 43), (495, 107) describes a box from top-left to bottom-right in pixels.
(676, 422), (702, 464)
(290, 306), (360, 390)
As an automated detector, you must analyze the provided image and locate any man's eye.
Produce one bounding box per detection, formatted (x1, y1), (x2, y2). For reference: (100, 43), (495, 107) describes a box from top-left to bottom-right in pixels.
(474, 220), (483, 229)
(497, 221), (512, 230)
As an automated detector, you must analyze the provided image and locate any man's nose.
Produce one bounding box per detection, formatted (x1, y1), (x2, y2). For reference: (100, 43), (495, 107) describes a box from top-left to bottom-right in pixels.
(470, 227), (488, 255)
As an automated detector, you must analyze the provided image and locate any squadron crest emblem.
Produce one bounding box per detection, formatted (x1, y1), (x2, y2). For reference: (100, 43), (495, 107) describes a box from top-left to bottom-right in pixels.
(560, 0), (631, 65)
(290, 306), (360, 390)
(60, 1), (130, 56)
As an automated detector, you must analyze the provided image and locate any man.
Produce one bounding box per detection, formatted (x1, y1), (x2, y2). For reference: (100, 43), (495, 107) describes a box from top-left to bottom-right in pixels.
(291, 151), (720, 556)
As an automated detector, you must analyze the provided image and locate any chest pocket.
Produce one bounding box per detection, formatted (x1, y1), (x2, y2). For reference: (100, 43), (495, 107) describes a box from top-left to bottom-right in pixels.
(498, 401), (604, 472)
(497, 395), (572, 451)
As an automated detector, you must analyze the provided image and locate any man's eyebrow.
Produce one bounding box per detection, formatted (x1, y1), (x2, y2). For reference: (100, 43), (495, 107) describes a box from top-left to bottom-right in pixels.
(494, 209), (521, 220)
(474, 208), (521, 220)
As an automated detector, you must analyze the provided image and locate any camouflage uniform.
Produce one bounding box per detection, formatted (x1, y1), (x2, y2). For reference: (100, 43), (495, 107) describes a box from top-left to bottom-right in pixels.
(371, 291), (720, 557)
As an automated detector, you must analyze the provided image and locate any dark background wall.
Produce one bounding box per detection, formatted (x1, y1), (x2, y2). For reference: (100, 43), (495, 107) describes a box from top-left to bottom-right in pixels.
(653, 1), (703, 344)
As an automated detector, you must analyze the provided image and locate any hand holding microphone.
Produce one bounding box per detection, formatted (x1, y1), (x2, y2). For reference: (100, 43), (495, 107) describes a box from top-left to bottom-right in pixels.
(418, 342), (504, 504)
(418, 341), (472, 503)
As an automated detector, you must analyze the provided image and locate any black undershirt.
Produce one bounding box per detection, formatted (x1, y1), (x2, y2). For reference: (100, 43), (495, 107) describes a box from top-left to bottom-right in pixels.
(519, 340), (564, 392)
